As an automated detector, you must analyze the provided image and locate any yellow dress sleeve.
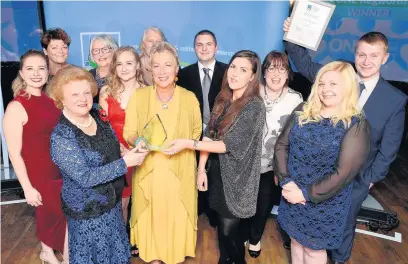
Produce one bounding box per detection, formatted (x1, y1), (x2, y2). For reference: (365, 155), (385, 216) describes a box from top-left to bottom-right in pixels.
(124, 91), (139, 147)
(191, 94), (202, 140)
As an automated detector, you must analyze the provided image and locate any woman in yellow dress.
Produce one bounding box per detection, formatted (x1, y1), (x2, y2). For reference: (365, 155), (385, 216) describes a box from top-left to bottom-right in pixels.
(123, 42), (202, 264)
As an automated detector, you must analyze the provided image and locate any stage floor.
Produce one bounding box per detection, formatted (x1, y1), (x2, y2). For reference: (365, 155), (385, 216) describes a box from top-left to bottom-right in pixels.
(2, 144), (408, 264)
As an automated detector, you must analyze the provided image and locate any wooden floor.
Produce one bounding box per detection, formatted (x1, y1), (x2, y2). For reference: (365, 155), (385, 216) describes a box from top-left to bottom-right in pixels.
(2, 144), (408, 264)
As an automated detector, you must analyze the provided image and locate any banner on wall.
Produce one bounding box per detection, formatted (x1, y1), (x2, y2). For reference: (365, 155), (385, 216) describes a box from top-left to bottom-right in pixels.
(312, 0), (408, 82)
(42, 1), (289, 69)
(42, 1), (407, 81)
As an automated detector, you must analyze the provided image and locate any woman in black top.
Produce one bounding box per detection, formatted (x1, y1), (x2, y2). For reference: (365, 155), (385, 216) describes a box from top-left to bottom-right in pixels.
(164, 50), (266, 264)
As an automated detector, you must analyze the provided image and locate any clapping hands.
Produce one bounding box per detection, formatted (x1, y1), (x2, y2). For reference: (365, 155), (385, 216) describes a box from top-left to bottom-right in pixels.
(282, 181), (306, 205)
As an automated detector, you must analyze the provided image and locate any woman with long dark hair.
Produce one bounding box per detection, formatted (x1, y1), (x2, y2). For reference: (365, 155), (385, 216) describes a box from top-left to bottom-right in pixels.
(164, 50), (266, 264)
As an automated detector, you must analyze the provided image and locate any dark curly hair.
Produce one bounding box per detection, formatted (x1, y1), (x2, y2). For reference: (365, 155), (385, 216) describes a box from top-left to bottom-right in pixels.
(40, 28), (71, 49)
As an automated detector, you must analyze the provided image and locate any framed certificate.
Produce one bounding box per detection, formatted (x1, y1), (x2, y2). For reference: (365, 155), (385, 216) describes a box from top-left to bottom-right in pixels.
(284, 0), (336, 51)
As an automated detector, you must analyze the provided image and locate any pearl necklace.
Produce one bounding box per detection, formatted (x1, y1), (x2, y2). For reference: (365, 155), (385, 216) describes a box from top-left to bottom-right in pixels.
(63, 110), (94, 128)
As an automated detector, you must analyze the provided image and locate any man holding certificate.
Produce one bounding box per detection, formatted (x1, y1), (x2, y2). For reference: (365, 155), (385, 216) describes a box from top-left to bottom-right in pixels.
(123, 42), (202, 264)
(283, 14), (407, 264)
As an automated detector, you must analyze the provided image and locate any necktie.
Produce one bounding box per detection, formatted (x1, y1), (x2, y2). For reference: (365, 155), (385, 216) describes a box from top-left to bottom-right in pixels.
(359, 82), (366, 98)
(202, 68), (211, 124)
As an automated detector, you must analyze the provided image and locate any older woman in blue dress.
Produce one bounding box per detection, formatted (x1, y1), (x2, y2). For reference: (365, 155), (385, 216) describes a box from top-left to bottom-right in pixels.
(274, 61), (370, 264)
(49, 66), (148, 263)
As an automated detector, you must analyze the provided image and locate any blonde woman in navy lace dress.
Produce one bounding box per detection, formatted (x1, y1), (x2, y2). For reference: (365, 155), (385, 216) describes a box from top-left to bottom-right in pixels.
(274, 61), (370, 264)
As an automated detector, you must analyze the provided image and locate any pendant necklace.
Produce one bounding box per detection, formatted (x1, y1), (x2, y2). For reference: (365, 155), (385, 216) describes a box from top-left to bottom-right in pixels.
(156, 86), (175, 110)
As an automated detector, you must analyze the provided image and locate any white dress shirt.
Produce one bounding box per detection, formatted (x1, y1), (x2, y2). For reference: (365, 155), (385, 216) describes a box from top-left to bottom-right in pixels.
(198, 60), (216, 130)
(357, 75), (380, 110)
(198, 59), (216, 83)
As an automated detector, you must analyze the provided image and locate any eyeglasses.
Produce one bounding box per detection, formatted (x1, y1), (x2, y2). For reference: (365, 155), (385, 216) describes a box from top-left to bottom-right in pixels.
(91, 46), (113, 55)
(267, 66), (287, 74)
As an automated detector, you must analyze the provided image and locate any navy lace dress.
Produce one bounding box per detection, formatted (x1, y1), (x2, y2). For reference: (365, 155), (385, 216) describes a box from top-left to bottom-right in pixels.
(274, 105), (370, 250)
(51, 109), (131, 264)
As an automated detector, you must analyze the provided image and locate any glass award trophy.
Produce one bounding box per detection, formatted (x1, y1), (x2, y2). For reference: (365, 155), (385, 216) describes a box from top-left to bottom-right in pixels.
(135, 114), (167, 151)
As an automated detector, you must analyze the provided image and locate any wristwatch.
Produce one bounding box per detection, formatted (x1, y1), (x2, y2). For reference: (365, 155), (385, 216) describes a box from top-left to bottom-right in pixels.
(193, 140), (199, 149)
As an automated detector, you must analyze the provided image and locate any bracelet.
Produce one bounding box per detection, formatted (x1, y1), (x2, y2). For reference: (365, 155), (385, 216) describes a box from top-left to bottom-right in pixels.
(193, 139), (199, 149)
(134, 137), (147, 148)
(197, 171), (207, 175)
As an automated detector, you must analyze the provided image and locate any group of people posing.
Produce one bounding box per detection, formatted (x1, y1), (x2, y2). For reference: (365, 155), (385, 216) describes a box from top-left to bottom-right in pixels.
(3, 16), (407, 264)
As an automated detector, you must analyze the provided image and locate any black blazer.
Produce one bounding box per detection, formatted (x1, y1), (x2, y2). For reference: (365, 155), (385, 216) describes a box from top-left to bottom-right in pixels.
(177, 61), (228, 118)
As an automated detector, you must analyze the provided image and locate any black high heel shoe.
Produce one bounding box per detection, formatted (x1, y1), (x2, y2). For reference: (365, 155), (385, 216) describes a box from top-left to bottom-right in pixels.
(283, 240), (291, 250)
(248, 248), (261, 258)
(131, 245), (139, 257)
(248, 242), (261, 258)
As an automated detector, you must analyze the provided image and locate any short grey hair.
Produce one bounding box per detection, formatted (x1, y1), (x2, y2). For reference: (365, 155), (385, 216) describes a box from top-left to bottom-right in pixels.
(89, 34), (119, 62)
(140, 27), (167, 56)
(150, 42), (179, 67)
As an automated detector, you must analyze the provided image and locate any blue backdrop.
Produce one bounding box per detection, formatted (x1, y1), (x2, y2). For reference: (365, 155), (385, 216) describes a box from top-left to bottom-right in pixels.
(315, 1), (408, 82)
(42, 1), (289, 68)
(1, 1), (42, 62)
(41, 1), (408, 82)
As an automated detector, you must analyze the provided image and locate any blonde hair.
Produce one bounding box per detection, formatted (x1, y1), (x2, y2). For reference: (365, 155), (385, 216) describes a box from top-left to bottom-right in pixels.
(12, 49), (48, 98)
(89, 34), (119, 62)
(150, 41), (179, 67)
(47, 66), (98, 109)
(139, 27), (167, 56)
(106, 46), (145, 99)
(298, 61), (361, 128)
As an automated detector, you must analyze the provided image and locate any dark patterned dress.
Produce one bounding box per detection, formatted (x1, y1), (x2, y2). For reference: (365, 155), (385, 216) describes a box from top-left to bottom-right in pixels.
(51, 109), (130, 263)
(276, 112), (369, 250)
(90, 68), (109, 104)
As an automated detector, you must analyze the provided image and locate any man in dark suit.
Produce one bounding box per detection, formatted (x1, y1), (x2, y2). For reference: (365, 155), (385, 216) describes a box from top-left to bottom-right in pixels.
(177, 30), (228, 227)
(283, 18), (407, 264)
(178, 30), (228, 129)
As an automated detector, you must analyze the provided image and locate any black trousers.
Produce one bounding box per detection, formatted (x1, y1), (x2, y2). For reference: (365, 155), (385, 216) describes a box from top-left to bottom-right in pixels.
(247, 171), (280, 244)
(246, 171), (291, 246)
(218, 214), (246, 264)
(198, 190), (218, 227)
(197, 152), (218, 227)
